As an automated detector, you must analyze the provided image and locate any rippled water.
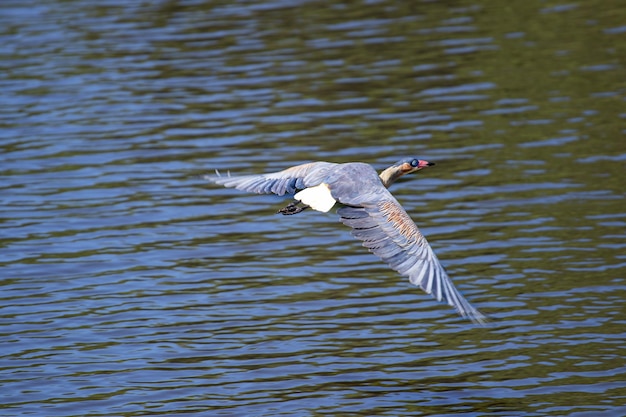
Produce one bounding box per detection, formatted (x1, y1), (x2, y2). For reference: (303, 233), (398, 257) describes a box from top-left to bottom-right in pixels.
(2, 0), (625, 416)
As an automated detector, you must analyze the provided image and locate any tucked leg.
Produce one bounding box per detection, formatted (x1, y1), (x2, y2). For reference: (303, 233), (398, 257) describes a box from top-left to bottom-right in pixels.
(278, 201), (310, 215)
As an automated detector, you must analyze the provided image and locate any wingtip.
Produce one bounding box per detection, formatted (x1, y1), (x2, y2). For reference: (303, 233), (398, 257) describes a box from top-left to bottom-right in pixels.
(204, 169), (231, 183)
(451, 296), (489, 326)
(212, 169), (231, 177)
(467, 310), (489, 327)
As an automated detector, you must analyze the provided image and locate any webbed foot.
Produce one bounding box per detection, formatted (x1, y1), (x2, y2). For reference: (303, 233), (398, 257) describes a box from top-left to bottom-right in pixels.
(278, 201), (309, 215)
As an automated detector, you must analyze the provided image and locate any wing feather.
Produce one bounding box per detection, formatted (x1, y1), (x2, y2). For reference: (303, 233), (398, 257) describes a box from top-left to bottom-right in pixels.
(206, 162), (337, 196)
(338, 200), (486, 324)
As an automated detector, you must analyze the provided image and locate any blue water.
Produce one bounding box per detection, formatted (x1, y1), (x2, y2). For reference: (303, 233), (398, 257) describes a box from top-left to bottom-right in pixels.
(1, 1), (624, 416)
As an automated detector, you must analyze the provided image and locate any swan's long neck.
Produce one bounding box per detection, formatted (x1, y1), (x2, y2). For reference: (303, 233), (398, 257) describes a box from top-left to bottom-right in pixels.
(379, 165), (404, 188)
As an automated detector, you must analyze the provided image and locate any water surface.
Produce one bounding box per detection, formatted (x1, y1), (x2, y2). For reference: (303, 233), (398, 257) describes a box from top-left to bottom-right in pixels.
(1, 0), (625, 416)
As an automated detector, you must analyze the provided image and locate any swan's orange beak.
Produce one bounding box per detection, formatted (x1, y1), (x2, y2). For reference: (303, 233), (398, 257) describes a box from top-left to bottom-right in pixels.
(417, 160), (435, 169)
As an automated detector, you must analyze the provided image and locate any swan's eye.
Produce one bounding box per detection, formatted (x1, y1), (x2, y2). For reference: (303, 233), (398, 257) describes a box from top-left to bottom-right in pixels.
(411, 159), (419, 167)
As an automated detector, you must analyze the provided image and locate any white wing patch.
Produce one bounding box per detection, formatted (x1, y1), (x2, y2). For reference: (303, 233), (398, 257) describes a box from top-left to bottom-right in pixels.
(294, 183), (336, 212)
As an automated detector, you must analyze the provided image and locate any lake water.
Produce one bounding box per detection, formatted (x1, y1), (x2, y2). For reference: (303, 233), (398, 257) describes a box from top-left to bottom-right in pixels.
(1, 0), (625, 416)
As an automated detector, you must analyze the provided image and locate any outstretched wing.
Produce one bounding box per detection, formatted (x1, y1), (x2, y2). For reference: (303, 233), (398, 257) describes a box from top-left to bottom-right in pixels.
(206, 162), (337, 196)
(337, 198), (486, 324)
